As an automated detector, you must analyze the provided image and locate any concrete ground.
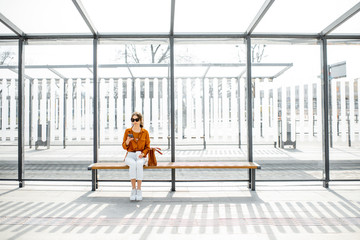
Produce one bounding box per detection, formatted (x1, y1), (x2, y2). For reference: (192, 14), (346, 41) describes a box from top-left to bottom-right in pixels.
(0, 181), (359, 240)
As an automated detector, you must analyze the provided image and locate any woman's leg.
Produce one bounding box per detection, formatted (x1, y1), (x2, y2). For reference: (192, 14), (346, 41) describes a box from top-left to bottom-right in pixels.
(136, 157), (145, 190)
(137, 180), (142, 190)
(131, 179), (136, 189)
(125, 153), (137, 188)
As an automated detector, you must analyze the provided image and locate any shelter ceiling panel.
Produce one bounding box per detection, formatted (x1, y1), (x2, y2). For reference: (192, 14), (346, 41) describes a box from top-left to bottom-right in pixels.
(0, 0), (91, 34)
(254, 0), (360, 34)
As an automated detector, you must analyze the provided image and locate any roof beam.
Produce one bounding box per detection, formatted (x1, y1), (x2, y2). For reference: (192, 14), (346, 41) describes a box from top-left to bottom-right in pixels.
(9, 68), (33, 80)
(49, 68), (67, 79)
(0, 12), (25, 37)
(321, 2), (360, 36)
(72, 0), (97, 36)
(0, 62), (293, 69)
(170, 0), (176, 35)
(246, 0), (274, 35)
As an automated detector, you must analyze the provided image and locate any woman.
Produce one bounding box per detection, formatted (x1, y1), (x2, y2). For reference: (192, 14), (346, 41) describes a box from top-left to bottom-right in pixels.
(122, 112), (150, 201)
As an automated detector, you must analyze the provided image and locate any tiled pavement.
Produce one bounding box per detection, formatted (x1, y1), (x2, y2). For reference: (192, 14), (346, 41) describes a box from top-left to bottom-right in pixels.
(0, 181), (359, 240)
(1, 144), (360, 240)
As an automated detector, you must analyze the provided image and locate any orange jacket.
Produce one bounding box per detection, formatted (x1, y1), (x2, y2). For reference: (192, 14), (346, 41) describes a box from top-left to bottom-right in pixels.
(122, 128), (151, 156)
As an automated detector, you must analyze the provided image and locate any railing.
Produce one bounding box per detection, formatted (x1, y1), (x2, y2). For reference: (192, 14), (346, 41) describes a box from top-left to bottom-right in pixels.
(0, 76), (359, 146)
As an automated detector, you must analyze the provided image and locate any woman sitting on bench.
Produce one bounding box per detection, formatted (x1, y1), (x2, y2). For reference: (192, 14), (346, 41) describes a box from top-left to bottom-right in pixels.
(122, 112), (150, 201)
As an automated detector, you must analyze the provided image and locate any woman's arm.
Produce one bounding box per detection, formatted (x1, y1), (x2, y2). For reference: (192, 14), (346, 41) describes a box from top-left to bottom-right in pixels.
(122, 129), (130, 150)
(142, 131), (151, 156)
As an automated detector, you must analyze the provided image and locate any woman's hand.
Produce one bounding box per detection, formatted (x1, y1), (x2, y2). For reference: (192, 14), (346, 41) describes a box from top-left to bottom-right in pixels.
(126, 136), (134, 146)
(138, 153), (145, 159)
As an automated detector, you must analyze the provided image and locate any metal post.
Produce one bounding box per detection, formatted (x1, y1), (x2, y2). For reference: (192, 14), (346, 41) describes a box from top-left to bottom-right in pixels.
(329, 67), (333, 148)
(63, 79), (66, 148)
(29, 79), (32, 148)
(201, 67), (210, 150)
(238, 77), (241, 148)
(93, 37), (99, 191)
(170, 0), (176, 191)
(18, 38), (25, 188)
(320, 37), (330, 188)
(202, 76), (206, 150)
(246, 36), (254, 190)
(347, 113), (351, 147)
(132, 78), (135, 113)
(170, 36), (176, 192)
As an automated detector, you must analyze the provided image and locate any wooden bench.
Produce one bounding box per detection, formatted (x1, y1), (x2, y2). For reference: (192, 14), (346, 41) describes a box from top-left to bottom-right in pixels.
(88, 162), (261, 191)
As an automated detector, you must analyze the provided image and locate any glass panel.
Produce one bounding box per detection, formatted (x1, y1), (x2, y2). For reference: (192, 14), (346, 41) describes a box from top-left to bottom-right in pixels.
(328, 40), (360, 180)
(0, 22), (15, 35)
(332, 12), (360, 34)
(98, 39), (170, 181)
(175, 0), (265, 33)
(0, 0), (91, 34)
(174, 39), (248, 181)
(251, 40), (323, 181)
(82, 0), (171, 33)
(0, 41), (17, 180)
(24, 40), (93, 180)
(254, 0), (360, 33)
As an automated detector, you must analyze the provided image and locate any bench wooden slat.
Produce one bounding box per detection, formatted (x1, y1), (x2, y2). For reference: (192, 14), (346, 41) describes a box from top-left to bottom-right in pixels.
(88, 162), (261, 170)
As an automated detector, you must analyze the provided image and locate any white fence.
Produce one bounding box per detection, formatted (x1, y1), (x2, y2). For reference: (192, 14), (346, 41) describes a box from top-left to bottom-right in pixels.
(0, 76), (359, 146)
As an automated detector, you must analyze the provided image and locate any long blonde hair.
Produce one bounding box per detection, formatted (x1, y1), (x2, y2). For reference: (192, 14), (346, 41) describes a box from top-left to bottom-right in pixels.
(131, 112), (144, 128)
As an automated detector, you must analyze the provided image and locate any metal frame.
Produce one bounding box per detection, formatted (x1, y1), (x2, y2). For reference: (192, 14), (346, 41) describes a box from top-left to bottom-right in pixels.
(18, 38), (25, 188)
(170, 0), (176, 191)
(321, 2), (360, 36)
(201, 66), (210, 150)
(1, 33), (360, 40)
(246, 0), (275, 35)
(1, 1), (360, 189)
(320, 38), (330, 188)
(92, 37), (99, 191)
(245, 36), (255, 191)
(0, 12), (24, 37)
(170, 37), (176, 191)
(0, 63), (293, 81)
(72, 0), (98, 36)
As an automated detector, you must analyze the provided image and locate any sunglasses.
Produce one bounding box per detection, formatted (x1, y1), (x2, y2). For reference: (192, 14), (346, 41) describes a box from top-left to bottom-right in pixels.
(131, 118), (140, 122)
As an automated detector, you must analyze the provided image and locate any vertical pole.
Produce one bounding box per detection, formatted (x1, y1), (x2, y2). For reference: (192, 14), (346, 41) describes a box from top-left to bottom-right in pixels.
(348, 113), (351, 147)
(132, 78), (135, 113)
(202, 76), (206, 149)
(170, 36), (176, 192)
(18, 38), (25, 188)
(238, 77), (241, 148)
(63, 79), (66, 148)
(170, 0), (176, 191)
(320, 37), (330, 188)
(29, 79), (32, 148)
(246, 36), (254, 190)
(93, 37), (99, 191)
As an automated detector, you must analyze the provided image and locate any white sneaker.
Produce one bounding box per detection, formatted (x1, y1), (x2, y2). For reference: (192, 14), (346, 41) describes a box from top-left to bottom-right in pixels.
(136, 190), (142, 201)
(130, 189), (137, 201)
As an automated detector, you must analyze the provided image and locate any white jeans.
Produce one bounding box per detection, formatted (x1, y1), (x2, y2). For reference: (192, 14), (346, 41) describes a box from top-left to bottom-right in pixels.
(124, 151), (146, 180)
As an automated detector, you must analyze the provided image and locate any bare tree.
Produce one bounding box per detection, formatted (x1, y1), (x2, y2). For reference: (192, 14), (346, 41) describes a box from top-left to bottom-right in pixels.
(252, 44), (266, 63)
(117, 44), (170, 64)
(238, 44), (267, 63)
(151, 44), (170, 63)
(0, 48), (15, 65)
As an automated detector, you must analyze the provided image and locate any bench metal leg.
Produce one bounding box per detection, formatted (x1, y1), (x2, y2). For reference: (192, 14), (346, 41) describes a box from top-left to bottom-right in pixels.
(248, 169), (252, 189)
(171, 169), (176, 191)
(251, 169), (256, 191)
(92, 169), (96, 191)
(96, 170), (98, 189)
